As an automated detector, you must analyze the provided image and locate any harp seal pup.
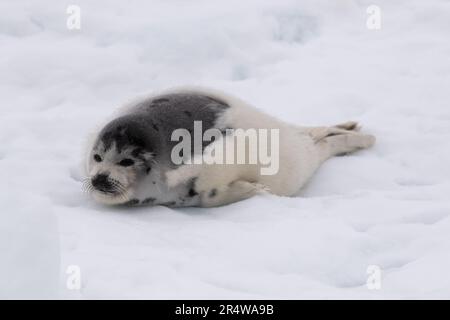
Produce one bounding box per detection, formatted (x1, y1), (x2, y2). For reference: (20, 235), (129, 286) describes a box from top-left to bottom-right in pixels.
(84, 87), (375, 207)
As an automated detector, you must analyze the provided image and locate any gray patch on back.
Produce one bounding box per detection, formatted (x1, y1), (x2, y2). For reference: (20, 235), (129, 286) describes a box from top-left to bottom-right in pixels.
(130, 93), (230, 166)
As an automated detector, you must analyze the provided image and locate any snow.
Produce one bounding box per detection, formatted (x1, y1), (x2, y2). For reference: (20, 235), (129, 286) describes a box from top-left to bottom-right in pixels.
(1, 0), (450, 299)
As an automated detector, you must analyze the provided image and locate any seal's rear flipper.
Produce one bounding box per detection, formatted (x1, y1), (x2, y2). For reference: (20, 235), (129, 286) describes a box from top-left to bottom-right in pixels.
(301, 121), (375, 161)
(317, 130), (376, 161)
(333, 121), (360, 132)
(306, 121), (361, 143)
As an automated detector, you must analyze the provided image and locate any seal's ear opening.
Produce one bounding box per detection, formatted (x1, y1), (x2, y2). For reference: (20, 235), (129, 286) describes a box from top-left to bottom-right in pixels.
(129, 146), (154, 163)
(118, 158), (135, 167)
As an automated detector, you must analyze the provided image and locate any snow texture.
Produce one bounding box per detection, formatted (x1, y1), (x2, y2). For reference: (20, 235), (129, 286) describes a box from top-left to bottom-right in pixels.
(1, 0), (450, 299)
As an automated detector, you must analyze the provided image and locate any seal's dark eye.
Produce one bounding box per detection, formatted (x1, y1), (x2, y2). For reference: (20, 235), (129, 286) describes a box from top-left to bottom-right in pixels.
(119, 159), (135, 167)
(94, 154), (102, 162)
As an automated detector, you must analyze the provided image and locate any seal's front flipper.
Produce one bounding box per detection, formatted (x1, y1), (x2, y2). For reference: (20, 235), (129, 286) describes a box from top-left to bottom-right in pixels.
(199, 180), (269, 207)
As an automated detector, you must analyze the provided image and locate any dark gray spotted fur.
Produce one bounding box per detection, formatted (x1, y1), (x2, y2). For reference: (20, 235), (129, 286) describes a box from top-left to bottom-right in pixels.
(93, 93), (230, 207)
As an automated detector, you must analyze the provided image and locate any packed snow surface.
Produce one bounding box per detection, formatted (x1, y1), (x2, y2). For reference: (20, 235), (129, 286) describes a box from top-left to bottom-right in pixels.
(1, 0), (450, 299)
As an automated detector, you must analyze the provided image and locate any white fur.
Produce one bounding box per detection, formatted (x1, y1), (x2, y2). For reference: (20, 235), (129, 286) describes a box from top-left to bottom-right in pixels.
(86, 142), (137, 205)
(85, 86), (375, 207)
(161, 87), (376, 207)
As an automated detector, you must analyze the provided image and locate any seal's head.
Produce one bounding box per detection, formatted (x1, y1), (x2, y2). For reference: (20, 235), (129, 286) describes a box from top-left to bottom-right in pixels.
(85, 115), (155, 205)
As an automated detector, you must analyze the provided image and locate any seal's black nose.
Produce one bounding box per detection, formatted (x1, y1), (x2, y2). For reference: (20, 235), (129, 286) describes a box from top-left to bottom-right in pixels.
(92, 173), (112, 191)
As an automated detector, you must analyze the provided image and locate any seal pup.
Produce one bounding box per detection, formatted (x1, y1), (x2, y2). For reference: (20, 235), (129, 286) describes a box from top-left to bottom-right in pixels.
(84, 87), (375, 207)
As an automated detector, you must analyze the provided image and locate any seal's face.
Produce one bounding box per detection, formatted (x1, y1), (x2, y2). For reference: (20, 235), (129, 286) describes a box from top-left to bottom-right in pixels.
(85, 116), (155, 205)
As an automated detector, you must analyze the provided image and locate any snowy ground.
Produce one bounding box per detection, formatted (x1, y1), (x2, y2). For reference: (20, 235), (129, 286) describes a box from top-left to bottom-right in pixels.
(1, 0), (450, 299)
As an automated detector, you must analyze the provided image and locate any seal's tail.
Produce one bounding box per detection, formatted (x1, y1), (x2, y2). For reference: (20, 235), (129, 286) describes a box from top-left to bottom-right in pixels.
(306, 121), (376, 162)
